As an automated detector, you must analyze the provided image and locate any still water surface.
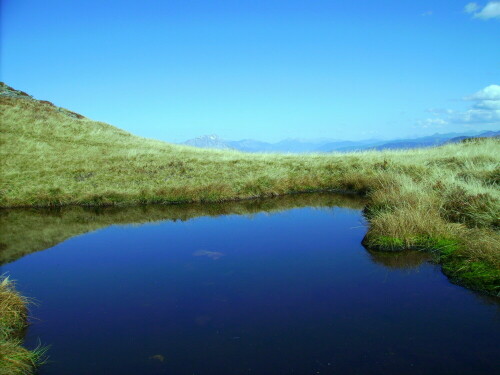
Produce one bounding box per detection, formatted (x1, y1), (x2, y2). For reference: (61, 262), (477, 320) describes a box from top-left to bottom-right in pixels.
(1, 194), (498, 374)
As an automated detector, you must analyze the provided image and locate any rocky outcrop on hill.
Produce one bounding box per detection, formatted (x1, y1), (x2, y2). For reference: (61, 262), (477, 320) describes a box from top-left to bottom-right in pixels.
(0, 82), (85, 119)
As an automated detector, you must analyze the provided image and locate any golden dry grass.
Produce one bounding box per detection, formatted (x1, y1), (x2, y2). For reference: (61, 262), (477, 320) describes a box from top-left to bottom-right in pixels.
(0, 86), (499, 295)
(0, 277), (45, 375)
(0, 84), (498, 373)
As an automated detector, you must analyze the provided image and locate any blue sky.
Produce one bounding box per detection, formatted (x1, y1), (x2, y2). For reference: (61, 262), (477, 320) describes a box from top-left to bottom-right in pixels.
(2, 0), (499, 142)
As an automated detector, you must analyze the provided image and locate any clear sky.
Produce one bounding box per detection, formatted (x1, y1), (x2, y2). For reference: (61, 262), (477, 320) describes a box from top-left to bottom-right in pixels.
(2, 0), (499, 142)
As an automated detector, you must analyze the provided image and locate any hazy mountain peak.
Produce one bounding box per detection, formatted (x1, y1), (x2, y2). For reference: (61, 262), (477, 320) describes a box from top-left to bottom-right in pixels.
(181, 131), (499, 153)
(183, 134), (233, 149)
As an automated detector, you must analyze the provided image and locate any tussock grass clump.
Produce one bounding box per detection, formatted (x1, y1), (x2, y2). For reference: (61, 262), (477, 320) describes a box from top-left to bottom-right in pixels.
(0, 278), (27, 339)
(0, 85), (499, 295)
(0, 277), (46, 374)
(0, 340), (45, 375)
(441, 187), (499, 228)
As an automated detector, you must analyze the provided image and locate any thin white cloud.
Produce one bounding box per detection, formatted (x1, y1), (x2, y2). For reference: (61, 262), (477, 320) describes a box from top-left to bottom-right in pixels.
(464, 1), (500, 19)
(465, 2), (480, 13)
(417, 85), (500, 128)
(416, 118), (448, 128)
(473, 100), (500, 110)
(450, 108), (500, 124)
(421, 11), (433, 17)
(466, 84), (500, 100)
(427, 108), (455, 115)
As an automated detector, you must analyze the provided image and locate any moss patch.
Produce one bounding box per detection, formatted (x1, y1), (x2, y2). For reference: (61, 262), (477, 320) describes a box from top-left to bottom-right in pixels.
(441, 257), (500, 295)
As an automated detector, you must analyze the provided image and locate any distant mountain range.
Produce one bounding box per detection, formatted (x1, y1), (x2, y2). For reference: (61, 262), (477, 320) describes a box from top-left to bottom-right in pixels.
(181, 131), (500, 153)
(183, 134), (233, 150)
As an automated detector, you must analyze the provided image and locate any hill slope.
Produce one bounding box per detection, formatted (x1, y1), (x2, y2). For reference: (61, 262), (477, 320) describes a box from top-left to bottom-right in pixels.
(0, 83), (499, 294)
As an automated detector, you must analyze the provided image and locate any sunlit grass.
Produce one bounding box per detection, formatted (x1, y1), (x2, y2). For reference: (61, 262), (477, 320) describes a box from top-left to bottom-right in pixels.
(0, 85), (498, 374)
(1, 89), (499, 295)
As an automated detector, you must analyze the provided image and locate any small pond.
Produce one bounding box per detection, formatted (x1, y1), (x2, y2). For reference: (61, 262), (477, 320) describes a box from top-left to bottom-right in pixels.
(1, 193), (498, 374)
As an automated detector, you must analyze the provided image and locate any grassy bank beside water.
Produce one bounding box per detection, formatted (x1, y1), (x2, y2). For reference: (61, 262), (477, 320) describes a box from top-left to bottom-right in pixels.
(1, 82), (499, 298)
(0, 83), (498, 373)
(0, 277), (45, 374)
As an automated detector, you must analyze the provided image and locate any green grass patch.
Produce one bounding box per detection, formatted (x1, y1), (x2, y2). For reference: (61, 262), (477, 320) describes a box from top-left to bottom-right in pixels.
(441, 258), (500, 295)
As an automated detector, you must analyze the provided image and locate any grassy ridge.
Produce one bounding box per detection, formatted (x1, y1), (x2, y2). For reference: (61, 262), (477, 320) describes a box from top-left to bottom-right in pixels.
(0, 85), (499, 295)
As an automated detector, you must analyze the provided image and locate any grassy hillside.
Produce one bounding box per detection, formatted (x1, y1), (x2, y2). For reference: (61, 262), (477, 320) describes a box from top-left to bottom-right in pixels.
(0, 83), (499, 295)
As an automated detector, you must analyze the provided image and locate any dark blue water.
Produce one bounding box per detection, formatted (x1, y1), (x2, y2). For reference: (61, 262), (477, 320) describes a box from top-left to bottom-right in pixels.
(2, 200), (499, 374)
